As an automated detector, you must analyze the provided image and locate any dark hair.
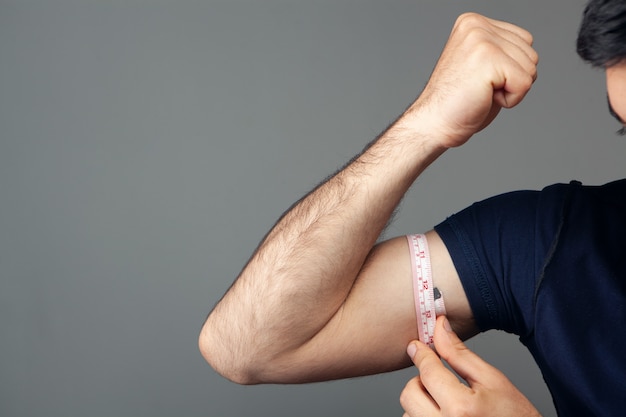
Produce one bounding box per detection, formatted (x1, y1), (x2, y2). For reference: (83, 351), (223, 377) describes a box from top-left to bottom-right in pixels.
(577, 0), (626, 67)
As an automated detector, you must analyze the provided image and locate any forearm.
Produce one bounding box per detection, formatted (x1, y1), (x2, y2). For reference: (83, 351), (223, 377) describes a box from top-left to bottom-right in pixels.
(200, 12), (538, 384)
(200, 113), (446, 384)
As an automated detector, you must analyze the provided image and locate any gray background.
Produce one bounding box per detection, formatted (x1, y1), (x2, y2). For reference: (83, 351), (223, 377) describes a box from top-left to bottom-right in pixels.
(1, 1), (624, 416)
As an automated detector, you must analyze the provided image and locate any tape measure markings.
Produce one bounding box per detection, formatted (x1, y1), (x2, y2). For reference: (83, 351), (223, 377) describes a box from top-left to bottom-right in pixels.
(407, 234), (446, 348)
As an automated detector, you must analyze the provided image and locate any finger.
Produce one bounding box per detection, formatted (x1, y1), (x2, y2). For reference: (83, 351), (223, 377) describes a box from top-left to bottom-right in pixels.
(432, 317), (502, 386)
(485, 15), (534, 46)
(493, 31), (539, 78)
(399, 376), (440, 417)
(493, 59), (536, 108)
(408, 340), (469, 405)
(478, 40), (536, 109)
(506, 33), (539, 67)
(454, 13), (535, 51)
(496, 36), (539, 86)
(479, 16), (539, 72)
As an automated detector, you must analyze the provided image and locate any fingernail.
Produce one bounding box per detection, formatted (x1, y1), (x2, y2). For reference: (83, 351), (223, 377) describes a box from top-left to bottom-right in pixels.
(443, 317), (453, 333)
(407, 343), (417, 359)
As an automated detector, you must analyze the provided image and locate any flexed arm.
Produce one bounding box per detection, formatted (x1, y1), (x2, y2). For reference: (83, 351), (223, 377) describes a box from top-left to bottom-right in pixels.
(199, 13), (538, 385)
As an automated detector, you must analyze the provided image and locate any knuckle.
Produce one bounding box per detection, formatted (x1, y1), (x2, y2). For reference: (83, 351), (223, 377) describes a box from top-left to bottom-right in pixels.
(517, 72), (535, 92)
(533, 50), (540, 64)
(399, 378), (418, 406)
(439, 340), (470, 362)
(399, 387), (410, 406)
(463, 395), (483, 417)
(520, 28), (534, 46)
(447, 395), (479, 417)
(417, 358), (439, 380)
(455, 12), (484, 30)
(462, 30), (500, 59)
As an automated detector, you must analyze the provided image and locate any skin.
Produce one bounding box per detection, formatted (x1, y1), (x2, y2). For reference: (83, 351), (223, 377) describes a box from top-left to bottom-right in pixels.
(200, 11), (543, 416)
(398, 63), (626, 417)
(199, 12), (538, 383)
(607, 61), (626, 128)
(401, 317), (542, 417)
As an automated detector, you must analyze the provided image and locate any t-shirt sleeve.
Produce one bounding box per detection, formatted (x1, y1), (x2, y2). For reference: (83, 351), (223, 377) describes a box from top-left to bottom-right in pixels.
(434, 186), (567, 336)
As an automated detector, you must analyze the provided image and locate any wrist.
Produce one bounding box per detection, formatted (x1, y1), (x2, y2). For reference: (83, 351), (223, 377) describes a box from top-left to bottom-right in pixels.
(401, 97), (476, 149)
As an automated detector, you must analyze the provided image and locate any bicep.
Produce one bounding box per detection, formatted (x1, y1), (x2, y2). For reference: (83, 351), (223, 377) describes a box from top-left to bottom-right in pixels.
(275, 230), (477, 383)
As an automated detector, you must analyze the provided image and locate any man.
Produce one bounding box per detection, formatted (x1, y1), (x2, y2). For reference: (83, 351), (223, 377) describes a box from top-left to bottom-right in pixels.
(200, 0), (626, 415)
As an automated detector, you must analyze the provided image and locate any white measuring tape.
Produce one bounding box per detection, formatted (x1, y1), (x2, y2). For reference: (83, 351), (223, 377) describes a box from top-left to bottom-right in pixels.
(407, 234), (446, 348)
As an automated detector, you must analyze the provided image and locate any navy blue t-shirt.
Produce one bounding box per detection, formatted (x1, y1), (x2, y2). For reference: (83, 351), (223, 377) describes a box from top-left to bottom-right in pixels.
(435, 179), (626, 416)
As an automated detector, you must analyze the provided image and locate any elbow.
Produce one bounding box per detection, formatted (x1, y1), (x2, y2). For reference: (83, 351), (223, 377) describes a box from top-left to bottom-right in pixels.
(198, 324), (260, 385)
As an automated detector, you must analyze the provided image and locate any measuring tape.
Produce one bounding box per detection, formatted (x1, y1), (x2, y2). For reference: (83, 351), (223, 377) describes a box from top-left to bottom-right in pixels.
(407, 234), (446, 348)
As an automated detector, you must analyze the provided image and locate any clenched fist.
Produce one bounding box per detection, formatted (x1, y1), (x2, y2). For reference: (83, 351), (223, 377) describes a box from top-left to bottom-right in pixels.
(405, 13), (538, 149)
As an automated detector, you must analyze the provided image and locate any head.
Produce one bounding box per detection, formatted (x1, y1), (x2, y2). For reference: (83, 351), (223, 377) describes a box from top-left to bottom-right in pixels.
(577, 0), (626, 134)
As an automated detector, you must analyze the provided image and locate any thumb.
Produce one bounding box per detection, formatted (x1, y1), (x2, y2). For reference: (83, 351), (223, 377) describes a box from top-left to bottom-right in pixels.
(406, 337), (470, 398)
(433, 316), (494, 385)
